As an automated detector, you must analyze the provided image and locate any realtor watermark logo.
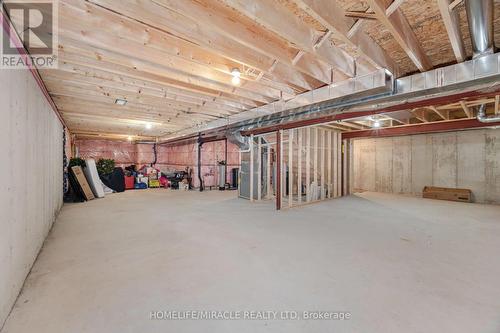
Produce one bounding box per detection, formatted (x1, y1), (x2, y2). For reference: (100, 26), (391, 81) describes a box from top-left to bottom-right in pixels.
(149, 310), (352, 321)
(1, 0), (58, 69)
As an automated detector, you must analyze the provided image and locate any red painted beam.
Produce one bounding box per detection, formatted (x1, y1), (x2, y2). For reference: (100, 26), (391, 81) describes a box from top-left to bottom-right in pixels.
(342, 118), (500, 139)
(240, 86), (500, 136)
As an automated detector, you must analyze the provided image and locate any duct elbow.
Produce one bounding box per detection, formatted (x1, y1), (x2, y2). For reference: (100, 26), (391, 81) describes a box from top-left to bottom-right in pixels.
(477, 104), (500, 123)
(226, 130), (250, 150)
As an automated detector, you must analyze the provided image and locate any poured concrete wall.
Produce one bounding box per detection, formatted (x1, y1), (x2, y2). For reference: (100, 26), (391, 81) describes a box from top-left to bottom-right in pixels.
(352, 129), (500, 204)
(0, 68), (63, 326)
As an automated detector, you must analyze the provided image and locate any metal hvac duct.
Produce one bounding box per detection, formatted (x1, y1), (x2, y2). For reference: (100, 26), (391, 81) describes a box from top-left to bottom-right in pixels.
(476, 104), (500, 123)
(466, 0), (500, 122)
(466, 0), (495, 58)
(226, 129), (249, 150)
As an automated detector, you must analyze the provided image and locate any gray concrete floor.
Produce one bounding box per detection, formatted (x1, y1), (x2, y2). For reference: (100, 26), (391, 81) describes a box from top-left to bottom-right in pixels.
(2, 190), (500, 333)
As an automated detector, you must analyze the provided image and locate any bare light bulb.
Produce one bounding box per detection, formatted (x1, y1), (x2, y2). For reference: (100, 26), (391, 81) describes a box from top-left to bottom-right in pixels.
(231, 68), (241, 85)
(145, 123), (152, 130)
(231, 76), (241, 85)
(127, 135), (133, 141)
(373, 120), (381, 128)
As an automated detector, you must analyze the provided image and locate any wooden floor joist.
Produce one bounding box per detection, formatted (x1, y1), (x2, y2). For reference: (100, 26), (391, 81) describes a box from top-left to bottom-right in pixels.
(3, 0), (496, 141)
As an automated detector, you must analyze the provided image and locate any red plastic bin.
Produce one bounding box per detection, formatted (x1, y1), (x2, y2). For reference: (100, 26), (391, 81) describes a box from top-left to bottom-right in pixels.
(124, 176), (135, 190)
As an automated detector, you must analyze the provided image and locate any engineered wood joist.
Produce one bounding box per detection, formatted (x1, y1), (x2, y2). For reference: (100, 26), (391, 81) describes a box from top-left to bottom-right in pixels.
(216, 0), (356, 78)
(345, 11), (378, 20)
(437, 0), (466, 62)
(43, 66), (249, 113)
(58, 44), (263, 109)
(24, 0), (500, 139)
(67, 0), (267, 75)
(59, 1), (282, 102)
(365, 0), (432, 72)
(44, 80), (232, 120)
(292, 0), (398, 75)
(92, 0), (324, 89)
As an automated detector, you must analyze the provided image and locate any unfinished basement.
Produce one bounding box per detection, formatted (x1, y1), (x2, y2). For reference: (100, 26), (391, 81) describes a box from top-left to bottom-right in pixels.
(1, 0), (500, 332)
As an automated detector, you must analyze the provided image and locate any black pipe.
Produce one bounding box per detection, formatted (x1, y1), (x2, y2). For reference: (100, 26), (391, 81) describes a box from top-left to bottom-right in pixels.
(197, 133), (204, 192)
(150, 143), (157, 167)
(224, 138), (228, 188)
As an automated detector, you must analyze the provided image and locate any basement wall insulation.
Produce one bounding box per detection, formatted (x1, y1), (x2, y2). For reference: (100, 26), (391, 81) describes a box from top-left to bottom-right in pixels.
(74, 139), (240, 188)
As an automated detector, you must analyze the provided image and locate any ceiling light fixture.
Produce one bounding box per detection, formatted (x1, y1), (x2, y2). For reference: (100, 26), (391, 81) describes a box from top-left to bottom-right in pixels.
(231, 68), (241, 85)
(145, 123), (152, 130)
(115, 98), (127, 106)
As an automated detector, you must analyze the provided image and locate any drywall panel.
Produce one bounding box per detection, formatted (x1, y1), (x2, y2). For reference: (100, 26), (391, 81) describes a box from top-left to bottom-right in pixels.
(352, 128), (500, 204)
(0, 66), (63, 327)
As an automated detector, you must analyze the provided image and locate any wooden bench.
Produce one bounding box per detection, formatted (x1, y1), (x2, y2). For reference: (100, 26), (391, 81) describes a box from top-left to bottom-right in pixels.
(422, 186), (472, 203)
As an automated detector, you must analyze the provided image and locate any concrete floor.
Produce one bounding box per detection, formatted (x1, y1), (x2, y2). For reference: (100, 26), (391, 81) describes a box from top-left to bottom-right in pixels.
(2, 190), (500, 333)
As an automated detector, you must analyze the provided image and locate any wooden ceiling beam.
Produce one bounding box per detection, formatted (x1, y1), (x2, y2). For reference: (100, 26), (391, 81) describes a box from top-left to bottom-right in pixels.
(45, 81), (234, 118)
(216, 0), (357, 78)
(385, 0), (405, 16)
(386, 115), (409, 125)
(61, 112), (175, 128)
(460, 101), (473, 118)
(366, 0), (432, 72)
(323, 124), (351, 131)
(292, 0), (398, 75)
(430, 106), (450, 120)
(48, 86), (229, 120)
(60, 1), (285, 102)
(65, 119), (173, 137)
(345, 11), (378, 20)
(55, 99), (221, 127)
(437, 0), (466, 62)
(338, 121), (365, 130)
(448, 0), (464, 11)
(58, 44), (263, 109)
(86, 0), (322, 90)
(412, 109), (430, 122)
(495, 95), (499, 115)
(42, 69), (244, 115)
(58, 42), (270, 106)
(53, 96), (216, 126)
(143, 0), (332, 84)
(72, 130), (156, 141)
(58, 104), (218, 131)
(73, 0), (311, 93)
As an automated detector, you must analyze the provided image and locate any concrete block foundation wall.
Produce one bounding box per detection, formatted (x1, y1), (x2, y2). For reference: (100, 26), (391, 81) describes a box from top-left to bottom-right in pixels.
(74, 139), (240, 188)
(0, 69), (64, 326)
(352, 129), (500, 204)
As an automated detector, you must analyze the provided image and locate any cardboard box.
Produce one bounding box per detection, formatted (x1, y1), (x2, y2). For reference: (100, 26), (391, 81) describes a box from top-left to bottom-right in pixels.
(71, 166), (95, 201)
